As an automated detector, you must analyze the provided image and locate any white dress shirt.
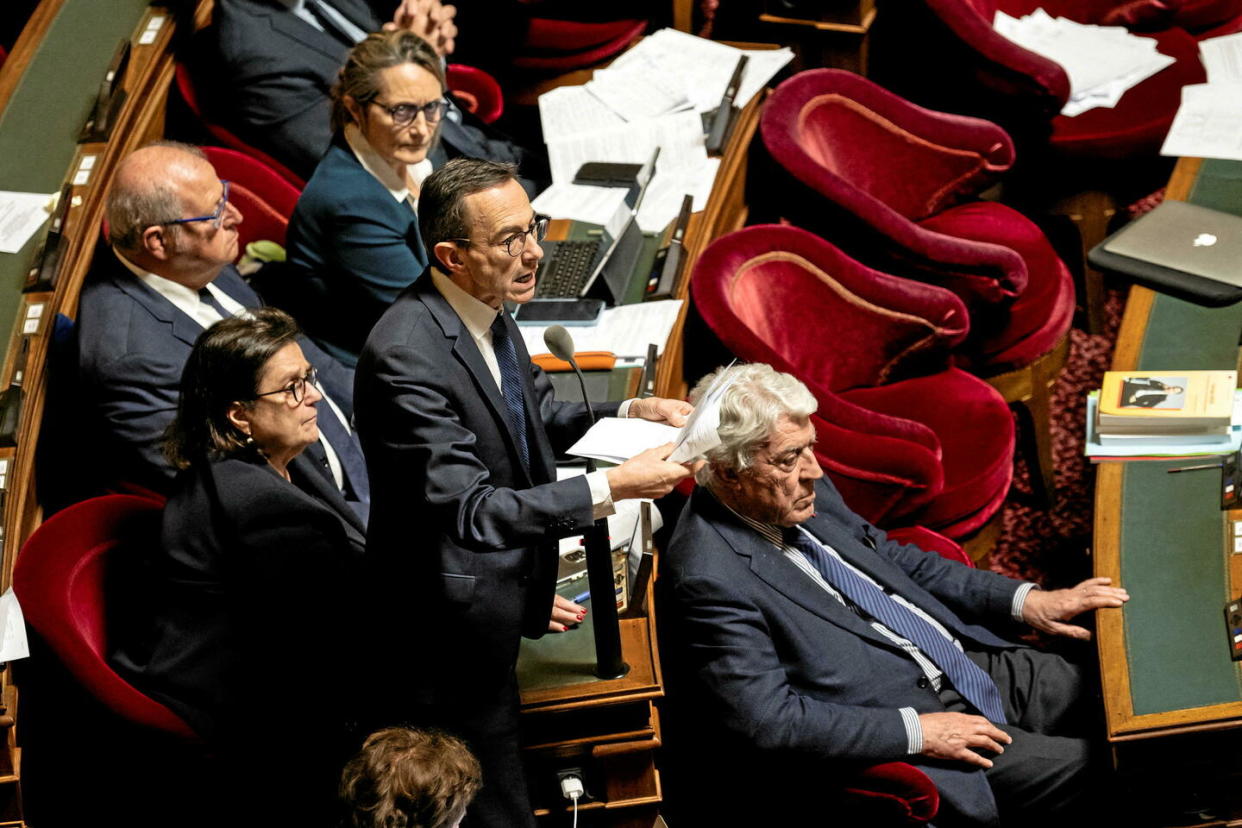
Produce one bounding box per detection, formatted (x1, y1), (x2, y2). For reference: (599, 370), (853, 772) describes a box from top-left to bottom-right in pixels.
(430, 268), (635, 519)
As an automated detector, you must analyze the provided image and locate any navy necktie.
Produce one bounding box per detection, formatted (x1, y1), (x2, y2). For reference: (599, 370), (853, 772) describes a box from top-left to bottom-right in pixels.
(490, 314), (530, 469)
(314, 407), (370, 505)
(198, 288), (233, 321)
(785, 527), (1007, 724)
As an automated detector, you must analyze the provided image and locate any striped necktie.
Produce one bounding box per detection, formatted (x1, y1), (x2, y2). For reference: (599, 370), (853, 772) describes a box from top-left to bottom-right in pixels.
(786, 527), (1007, 723)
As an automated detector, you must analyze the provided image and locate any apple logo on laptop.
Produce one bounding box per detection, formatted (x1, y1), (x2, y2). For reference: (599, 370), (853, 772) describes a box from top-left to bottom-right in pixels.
(1193, 233), (1218, 247)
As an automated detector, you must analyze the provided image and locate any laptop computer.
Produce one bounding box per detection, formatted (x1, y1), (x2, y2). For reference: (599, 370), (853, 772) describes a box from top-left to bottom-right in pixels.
(535, 149), (659, 306)
(1090, 200), (1242, 307)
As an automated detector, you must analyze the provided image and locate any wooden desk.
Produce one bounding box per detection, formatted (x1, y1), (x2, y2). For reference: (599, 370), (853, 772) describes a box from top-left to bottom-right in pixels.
(515, 73), (764, 828)
(0, 2), (193, 822)
(1095, 157), (1242, 746)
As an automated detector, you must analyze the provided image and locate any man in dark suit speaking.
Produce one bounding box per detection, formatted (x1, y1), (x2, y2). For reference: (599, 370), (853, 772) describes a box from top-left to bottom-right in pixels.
(76, 142), (368, 514)
(354, 158), (696, 827)
(660, 363), (1129, 827)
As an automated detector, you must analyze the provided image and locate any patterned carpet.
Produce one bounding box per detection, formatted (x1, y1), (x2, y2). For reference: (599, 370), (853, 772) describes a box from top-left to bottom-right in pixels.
(990, 285), (1127, 596)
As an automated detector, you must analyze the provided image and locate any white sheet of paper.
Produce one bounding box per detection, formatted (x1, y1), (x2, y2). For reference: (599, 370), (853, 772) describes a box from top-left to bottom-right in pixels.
(567, 417), (682, 463)
(1200, 31), (1242, 84)
(585, 53), (694, 121)
(1160, 82), (1242, 161)
(667, 368), (737, 463)
(0, 191), (56, 254)
(0, 587), (30, 662)
(538, 85), (626, 141)
(531, 183), (629, 224)
(545, 109), (709, 186)
(521, 299), (683, 360)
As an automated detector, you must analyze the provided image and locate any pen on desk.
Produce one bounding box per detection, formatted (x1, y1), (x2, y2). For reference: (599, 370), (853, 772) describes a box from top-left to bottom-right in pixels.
(573, 586), (623, 604)
(1167, 462), (1225, 473)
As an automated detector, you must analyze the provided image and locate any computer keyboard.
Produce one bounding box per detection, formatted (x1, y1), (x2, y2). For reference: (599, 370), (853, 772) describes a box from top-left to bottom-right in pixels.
(535, 239), (601, 299)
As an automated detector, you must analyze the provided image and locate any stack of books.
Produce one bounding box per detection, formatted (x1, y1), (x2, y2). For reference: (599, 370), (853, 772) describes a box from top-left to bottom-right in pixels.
(1086, 369), (1242, 460)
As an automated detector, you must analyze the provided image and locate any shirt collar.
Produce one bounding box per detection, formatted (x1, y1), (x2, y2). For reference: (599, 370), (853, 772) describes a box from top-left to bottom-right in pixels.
(430, 266), (500, 342)
(707, 487), (787, 549)
(344, 124), (433, 205)
(114, 249), (204, 309)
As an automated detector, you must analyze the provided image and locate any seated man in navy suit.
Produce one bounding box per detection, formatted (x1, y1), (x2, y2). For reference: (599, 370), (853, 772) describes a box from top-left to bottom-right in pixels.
(660, 362), (1129, 827)
(202, 0), (546, 187)
(76, 141), (369, 517)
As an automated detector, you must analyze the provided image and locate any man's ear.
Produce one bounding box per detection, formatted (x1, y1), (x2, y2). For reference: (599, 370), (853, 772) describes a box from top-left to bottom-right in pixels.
(434, 240), (465, 273)
(715, 464), (742, 493)
(140, 224), (172, 261)
(225, 402), (251, 437)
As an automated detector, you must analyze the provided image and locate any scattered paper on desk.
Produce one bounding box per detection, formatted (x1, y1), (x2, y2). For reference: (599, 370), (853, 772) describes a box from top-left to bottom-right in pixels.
(532, 183), (629, 224)
(568, 417), (682, 463)
(668, 367), (736, 463)
(611, 29), (793, 114)
(538, 85), (625, 140)
(636, 157), (720, 233)
(0, 588), (30, 662)
(585, 52), (694, 121)
(522, 299), (683, 360)
(1201, 31), (1242, 84)
(1160, 83), (1242, 161)
(0, 190), (56, 254)
(546, 109), (710, 186)
(992, 10), (1175, 116)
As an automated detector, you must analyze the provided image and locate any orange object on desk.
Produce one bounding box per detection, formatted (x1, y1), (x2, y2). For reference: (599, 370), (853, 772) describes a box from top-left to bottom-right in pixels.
(531, 351), (617, 372)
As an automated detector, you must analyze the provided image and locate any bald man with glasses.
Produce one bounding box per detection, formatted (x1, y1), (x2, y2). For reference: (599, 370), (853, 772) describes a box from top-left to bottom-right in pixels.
(73, 141), (369, 515)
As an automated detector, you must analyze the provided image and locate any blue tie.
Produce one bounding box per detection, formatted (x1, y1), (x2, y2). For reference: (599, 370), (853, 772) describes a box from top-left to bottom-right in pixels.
(198, 288), (234, 321)
(314, 408), (370, 505)
(490, 314), (530, 469)
(786, 527), (1007, 724)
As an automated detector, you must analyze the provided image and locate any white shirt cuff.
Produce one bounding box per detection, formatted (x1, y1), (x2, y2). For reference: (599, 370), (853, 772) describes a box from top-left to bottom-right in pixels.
(587, 470), (616, 520)
(900, 707), (922, 754)
(617, 398), (635, 418)
(1012, 582), (1038, 622)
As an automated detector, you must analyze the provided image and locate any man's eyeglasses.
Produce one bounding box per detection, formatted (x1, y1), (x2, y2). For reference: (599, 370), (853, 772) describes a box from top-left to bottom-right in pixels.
(252, 366), (318, 407)
(454, 216), (549, 258)
(371, 98), (448, 126)
(160, 181), (231, 229)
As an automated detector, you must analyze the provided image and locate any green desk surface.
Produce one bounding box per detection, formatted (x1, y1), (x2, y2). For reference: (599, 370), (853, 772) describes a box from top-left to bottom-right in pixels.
(0, 0), (150, 344)
(1119, 157), (1242, 717)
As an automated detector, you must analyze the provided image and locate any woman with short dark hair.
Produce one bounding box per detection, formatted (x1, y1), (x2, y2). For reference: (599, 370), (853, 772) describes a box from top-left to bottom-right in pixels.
(114, 307), (367, 825)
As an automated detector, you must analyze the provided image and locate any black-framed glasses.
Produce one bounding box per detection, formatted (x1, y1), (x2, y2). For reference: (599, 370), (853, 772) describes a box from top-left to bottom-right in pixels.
(160, 180), (231, 229)
(252, 366), (318, 407)
(454, 215), (549, 258)
(370, 98), (448, 126)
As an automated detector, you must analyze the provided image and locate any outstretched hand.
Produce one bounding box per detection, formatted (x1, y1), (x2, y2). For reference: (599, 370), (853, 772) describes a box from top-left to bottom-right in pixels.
(1021, 577), (1129, 640)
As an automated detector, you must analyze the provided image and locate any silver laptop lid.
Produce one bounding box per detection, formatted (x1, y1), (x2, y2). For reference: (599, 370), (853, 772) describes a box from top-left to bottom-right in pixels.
(1103, 200), (1242, 286)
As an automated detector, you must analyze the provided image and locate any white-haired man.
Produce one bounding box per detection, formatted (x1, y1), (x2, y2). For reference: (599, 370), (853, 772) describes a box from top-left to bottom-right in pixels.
(661, 362), (1127, 827)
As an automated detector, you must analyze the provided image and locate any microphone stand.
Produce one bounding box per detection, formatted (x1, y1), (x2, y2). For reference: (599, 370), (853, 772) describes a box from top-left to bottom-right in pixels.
(565, 355), (630, 681)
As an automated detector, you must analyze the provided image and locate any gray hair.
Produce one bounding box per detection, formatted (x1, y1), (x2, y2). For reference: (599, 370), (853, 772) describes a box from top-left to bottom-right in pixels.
(690, 363), (818, 486)
(106, 140), (206, 251)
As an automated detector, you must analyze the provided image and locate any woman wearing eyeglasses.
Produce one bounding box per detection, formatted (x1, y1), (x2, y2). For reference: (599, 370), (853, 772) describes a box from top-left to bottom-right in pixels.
(113, 307), (367, 824)
(285, 29), (448, 368)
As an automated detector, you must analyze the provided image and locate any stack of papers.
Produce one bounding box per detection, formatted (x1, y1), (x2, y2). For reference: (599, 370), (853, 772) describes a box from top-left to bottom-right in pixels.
(533, 28), (793, 231)
(1160, 33), (1242, 161)
(993, 10), (1175, 116)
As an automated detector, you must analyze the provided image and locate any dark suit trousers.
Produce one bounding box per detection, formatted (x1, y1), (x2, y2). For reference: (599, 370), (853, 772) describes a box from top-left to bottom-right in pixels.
(930, 647), (1105, 827)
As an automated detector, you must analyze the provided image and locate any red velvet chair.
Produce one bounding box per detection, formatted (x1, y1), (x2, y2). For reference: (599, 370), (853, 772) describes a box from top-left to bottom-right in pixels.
(756, 68), (1073, 502)
(446, 63), (505, 124)
(870, 0), (1209, 331)
(200, 146), (300, 252)
(173, 62), (307, 190)
(513, 18), (647, 72)
(13, 495), (197, 740)
(691, 224), (1014, 538)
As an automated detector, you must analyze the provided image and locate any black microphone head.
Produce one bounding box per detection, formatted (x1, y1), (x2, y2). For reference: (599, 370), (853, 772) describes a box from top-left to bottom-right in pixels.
(544, 325), (577, 364)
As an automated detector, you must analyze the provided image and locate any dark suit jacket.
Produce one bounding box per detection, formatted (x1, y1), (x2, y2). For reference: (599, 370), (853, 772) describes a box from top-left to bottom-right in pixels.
(1120, 377), (1175, 408)
(207, 0), (542, 184)
(76, 252), (360, 498)
(661, 480), (1028, 825)
(285, 136), (426, 367)
(112, 453), (366, 741)
(354, 273), (619, 704)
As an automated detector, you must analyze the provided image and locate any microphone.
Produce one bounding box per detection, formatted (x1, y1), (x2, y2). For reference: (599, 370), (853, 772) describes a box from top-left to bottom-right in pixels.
(544, 325), (596, 429)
